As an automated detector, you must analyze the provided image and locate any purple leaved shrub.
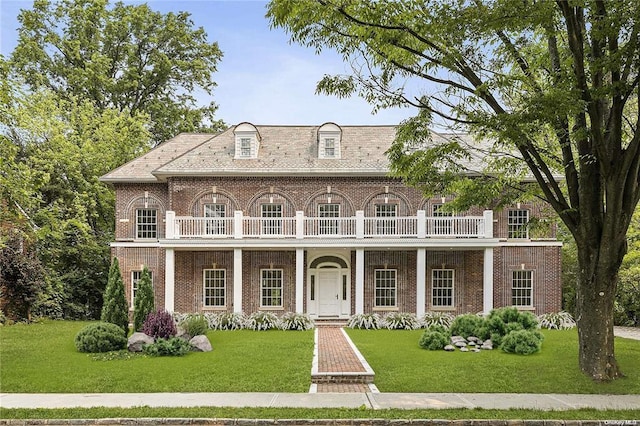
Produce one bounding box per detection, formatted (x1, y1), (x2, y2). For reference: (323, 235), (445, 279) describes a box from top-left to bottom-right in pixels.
(143, 309), (177, 339)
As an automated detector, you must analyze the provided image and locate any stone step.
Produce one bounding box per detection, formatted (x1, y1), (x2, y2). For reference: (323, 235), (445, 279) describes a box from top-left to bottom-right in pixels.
(311, 371), (375, 384)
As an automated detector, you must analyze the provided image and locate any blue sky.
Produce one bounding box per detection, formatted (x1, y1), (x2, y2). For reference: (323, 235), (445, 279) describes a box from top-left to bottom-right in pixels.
(0, 0), (417, 126)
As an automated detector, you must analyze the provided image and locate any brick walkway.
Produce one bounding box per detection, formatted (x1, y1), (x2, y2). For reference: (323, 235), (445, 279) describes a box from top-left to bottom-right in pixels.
(317, 327), (366, 373)
(312, 327), (375, 393)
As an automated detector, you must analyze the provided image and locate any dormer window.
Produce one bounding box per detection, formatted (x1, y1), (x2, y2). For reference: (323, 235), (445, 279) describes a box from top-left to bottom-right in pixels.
(318, 122), (341, 159)
(239, 137), (252, 157)
(234, 122), (260, 159)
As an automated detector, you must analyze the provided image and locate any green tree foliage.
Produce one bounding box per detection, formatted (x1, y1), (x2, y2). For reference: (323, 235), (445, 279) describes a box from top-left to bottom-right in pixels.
(133, 266), (154, 332)
(101, 257), (129, 336)
(1, 71), (151, 319)
(0, 230), (45, 321)
(11, 0), (225, 145)
(268, 0), (640, 381)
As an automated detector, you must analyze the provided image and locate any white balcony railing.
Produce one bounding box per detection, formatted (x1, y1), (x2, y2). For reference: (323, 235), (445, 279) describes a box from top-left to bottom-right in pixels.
(166, 210), (493, 240)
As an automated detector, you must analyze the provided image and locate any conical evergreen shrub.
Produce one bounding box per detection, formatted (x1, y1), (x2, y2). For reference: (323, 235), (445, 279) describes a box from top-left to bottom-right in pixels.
(100, 258), (129, 336)
(133, 266), (154, 331)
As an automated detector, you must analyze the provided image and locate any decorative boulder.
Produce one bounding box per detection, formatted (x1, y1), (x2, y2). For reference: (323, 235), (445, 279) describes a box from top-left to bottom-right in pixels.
(128, 332), (154, 352)
(189, 335), (212, 352)
(454, 340), (468, 348)
(450, 335), (466, 343)
(481, 339), (493, 350)
(467, 336), (479, 342)
(175, 326), (191, 342)
(460, 347), (469, 352)
(444, 345), (456, 352)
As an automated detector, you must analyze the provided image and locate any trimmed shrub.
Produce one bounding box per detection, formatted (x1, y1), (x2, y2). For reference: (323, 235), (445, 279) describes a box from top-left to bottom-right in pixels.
(384, 312), (420, 330)
(133, 267), (154, 332)
(449, 313), (484, 338)
(419, 330), (450, 350)
(347, 313), (383, 330)
(500, 329), (544, 355)
(75, 322), (128, 353)
(538, 311), (576, 330)
(421, 311), (454, 329)
(143, 337), (192, 357)
(100, 258), (129, 336)
(424, 323), (449, 334)
(207, 312), (246, 330)
(246, 311), (279, 331)
(179, 314), (208, 337)
(279, 312), (314, 330)
(143, 309), (177, 339)
(475, 307), (539, 346)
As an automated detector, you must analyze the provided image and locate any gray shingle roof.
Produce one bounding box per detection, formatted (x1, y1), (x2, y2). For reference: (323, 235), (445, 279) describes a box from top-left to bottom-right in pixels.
(101, 124), (486, 182)
(100, 133), (216, 182)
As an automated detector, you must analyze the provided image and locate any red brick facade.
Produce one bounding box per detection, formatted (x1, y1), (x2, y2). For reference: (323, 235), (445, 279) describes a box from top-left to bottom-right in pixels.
(109, 175), (562, 317)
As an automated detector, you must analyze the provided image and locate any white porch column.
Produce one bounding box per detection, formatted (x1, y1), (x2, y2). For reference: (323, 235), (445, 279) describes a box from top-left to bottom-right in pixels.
(417, 210), (426, 239)
(355, 249), (365, 314)
(165, 211), (176, 239)
(234, 211), (243, 239)
(296, 211), (304, 239)
(416, 248), (426, 317)
(356, 211), (365, 239)
(233, 248), (243, 313)
(296, 248), (304, 313)
(483, 247), (494, 314)
(164, 248), (175, 312)
(483, 210), (494, 238)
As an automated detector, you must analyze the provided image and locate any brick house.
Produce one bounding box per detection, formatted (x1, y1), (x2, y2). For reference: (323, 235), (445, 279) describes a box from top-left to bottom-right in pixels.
(100, 122), (562, 319)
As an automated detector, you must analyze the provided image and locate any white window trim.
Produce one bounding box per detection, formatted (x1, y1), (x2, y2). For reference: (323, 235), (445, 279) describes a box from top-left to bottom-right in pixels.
(508, 209), (530, 239)
(511, 270), (534, 308)
(203, 269), (226, 308)
(431, 269), (455, 308)
(135, 208), (158, 239)
(131, 270), (153, 308)
(318, 131), (341, 159)
(374, 268), (397, 308)
(260, 268), (284, 308)
(234, 131), (259, 159)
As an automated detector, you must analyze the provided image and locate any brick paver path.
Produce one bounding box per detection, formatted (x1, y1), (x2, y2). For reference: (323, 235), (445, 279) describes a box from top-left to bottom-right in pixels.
(317, 327), (366, 373)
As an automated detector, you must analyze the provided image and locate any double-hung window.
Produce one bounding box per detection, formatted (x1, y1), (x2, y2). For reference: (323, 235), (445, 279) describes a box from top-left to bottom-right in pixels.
(432, 204), (453, 236)
(375, 204), (397, 235)
(204, 204), (226, 235)
(131, 270), (153, 307)
(508, 209), (529, 238)
(432, 269), (454, 308)
(203, 269), (226, 307)
(319, 203), (340, 235)
(261, 269), (283, 307)
(239, 137), (252, 157)
(512, 270), (533, 307)
(374, 269), (397, 307)
(136, 209), (157, 239)
(261, 204), (283, 235)
(324, 138), (336, 157)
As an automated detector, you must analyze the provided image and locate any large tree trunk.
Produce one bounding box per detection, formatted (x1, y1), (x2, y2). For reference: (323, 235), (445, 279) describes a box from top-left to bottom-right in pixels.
(574, 229), (626, 381)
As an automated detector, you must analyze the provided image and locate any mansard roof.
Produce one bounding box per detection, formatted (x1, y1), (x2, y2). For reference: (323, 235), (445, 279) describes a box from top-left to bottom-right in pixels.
(100, 124), (484, 182)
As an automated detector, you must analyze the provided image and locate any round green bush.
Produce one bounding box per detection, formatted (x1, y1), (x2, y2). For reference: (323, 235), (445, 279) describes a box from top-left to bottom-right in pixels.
(143, 337), (192, 357)
(419, 330), (449, 350)
(75, 322), (128, 353)
(449, 314), (483, 338)
(424, 323), (449, 334)
(500, 329), (544, 355)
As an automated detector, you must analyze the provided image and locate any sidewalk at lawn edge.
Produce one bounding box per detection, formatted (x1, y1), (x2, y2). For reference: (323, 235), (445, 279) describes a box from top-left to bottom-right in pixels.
(2, 393), (640, 411)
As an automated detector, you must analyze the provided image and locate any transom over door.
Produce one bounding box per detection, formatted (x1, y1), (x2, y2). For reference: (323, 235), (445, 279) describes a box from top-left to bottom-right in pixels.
(317, 269), (341, 316)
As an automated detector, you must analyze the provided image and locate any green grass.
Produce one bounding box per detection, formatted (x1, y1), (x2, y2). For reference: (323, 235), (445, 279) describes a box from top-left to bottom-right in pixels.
(0, 320), (313, 393)
(2, 407), (640, 420)
(346, 328), (640, 394)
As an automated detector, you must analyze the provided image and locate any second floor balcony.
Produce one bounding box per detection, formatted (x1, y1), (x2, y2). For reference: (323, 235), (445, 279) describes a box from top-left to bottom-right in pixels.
(165, 210), (494, 240)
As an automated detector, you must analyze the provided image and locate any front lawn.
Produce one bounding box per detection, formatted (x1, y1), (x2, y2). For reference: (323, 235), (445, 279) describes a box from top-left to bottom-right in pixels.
(0, 320), (314, 393)
(346, 328), (640, 394)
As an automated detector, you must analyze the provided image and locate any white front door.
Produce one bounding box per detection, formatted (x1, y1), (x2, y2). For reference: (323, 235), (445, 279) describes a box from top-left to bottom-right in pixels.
(318, 269), (341, 316)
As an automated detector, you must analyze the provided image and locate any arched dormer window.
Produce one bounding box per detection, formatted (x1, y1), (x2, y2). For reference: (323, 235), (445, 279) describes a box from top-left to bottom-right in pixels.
(234, 122), (260, 159)
(318, 122), (341, 159)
